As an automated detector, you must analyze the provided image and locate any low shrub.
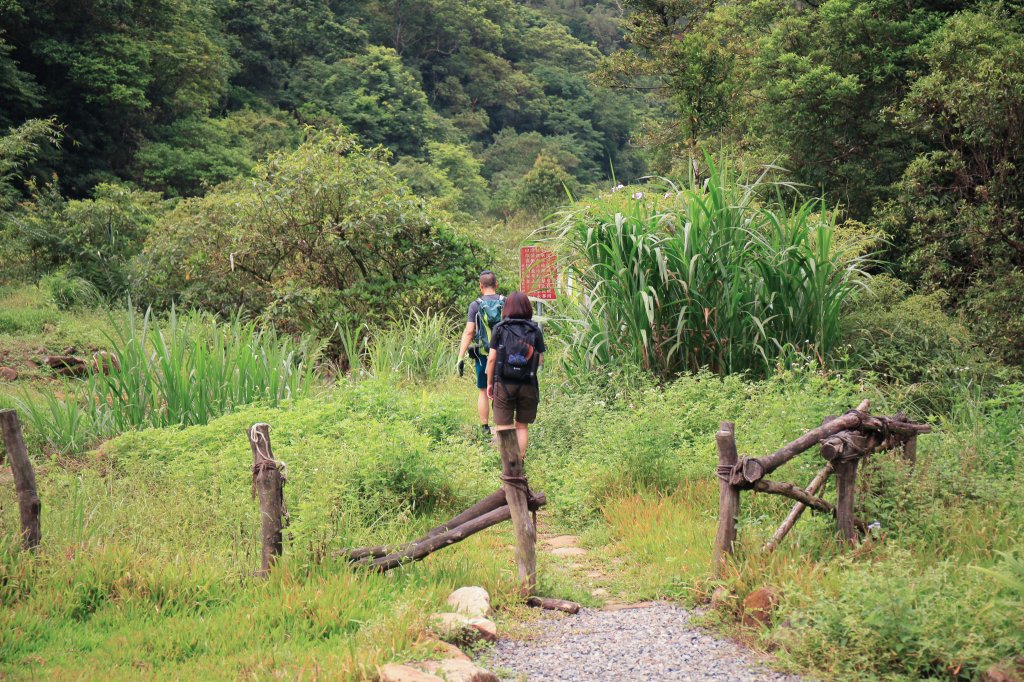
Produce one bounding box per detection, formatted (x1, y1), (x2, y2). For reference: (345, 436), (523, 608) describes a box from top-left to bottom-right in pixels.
(39, 270), (103, 310)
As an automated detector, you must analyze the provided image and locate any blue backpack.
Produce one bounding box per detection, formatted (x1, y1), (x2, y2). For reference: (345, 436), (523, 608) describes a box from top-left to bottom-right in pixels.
(474, 296), (504, 353)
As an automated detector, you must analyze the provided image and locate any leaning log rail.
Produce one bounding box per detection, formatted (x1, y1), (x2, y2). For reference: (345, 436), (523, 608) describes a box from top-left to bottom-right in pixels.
(712, 400), (930, 576)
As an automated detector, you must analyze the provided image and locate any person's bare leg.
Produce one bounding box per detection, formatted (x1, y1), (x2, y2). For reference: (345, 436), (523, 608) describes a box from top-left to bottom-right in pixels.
(477, 388), (490, 426)
(515, 421), (528, 458)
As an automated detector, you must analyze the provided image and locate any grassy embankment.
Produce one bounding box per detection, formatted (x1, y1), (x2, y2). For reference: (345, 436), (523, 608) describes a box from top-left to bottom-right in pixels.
(0, 282), (1022, 681)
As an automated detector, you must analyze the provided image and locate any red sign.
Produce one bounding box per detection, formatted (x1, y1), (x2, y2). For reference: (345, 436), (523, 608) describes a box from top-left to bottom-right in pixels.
(520, 246), (557, 300)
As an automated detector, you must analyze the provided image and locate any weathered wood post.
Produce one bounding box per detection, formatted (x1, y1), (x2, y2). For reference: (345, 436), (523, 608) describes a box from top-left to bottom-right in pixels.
(903, 435), (917, 467)
(497, 428), (536, 595)
(248, 423), (284, 576)
(0, 409), (41, 550)
(834, 458), (859, 544)
(712, 421), (739, 577)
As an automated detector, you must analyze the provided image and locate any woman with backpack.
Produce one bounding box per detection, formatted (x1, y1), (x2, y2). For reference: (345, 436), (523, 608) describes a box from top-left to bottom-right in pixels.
(485, 291), (546, 458)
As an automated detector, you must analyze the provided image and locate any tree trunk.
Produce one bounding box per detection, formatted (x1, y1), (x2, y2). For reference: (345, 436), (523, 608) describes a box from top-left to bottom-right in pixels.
(369, 493), (547, 572)
(737, 399), (869, 484)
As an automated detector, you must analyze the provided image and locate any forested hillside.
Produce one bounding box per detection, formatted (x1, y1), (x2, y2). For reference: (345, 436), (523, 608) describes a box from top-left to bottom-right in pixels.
(0, 0), (640, 207)
(0, 2), (1022, 681)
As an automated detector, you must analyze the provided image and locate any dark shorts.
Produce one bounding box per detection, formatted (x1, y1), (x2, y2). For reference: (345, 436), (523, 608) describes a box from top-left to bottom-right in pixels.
(474, 357), (488, 389)
(492, 381), (539, 425)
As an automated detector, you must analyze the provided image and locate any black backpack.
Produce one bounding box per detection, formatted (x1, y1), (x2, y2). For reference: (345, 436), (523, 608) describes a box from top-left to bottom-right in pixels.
(495, 319), (541, 384)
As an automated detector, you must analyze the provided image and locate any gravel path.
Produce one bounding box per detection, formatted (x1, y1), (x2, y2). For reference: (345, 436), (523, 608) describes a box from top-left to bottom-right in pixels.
(487, 602), (808, 682)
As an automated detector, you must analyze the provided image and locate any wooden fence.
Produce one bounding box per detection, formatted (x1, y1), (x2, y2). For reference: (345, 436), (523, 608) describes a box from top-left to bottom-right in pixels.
(712, 399), (931, 575)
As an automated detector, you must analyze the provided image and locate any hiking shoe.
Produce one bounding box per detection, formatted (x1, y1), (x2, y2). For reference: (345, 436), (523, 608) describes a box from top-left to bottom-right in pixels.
(480, 424), (492, 438)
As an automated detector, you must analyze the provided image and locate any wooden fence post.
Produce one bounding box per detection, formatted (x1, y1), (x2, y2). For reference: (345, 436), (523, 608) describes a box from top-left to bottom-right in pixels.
(0, 409), (41, 550)
(834, 459), (859, 544)
(248, 423), (284, 577)
(712, 421), (739, 577)
(497, 428), (536, 595)
(903, 435), (917, 466)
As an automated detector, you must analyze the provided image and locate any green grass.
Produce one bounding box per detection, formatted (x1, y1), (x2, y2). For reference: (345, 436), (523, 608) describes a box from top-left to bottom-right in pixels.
(0, 292), (1020, 680)
(14, 306), (323, 455)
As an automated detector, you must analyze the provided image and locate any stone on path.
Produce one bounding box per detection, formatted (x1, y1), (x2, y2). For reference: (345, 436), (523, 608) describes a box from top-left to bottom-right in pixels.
(425, 639), (471, 661)
(542, 535), (579, 549)
(550, 546), (587, 558)
(430, 613), (498, 644)
(419, 659), (499, 682)
(0, 367), (17, 381)
(378, 663), (441, 682)
(447, 586), (491, 617)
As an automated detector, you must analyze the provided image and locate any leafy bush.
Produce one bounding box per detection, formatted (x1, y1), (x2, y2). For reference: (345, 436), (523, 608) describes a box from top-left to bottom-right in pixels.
(12, 182), (166, 297)
(135, 129), (486, 337)
(548, 161), (870, 379)
(840, 275), (1015, 414)
(39, 270), (103, 310)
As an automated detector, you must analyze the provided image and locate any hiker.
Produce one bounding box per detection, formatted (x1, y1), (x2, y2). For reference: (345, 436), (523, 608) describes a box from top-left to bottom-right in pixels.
(457, 270), (504, 437)
(486, 291), (545, 458)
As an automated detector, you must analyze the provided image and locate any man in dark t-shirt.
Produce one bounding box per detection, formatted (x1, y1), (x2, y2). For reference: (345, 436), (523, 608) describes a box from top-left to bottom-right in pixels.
(457, 270), (503, 437)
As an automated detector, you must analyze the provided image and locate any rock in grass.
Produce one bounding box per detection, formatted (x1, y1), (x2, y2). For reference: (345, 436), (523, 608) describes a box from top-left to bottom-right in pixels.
(742, 586), (780, 628)
(425, 638), (471, 661)
(377, 663), (442, 682)
(0, 367), (17, 381)
(447, 586), (491, 617)
(982, 657), (1024, 682)
(429, 613), (498, 644)
(710, 586), (731, 609)
(419, 659), (499, 682)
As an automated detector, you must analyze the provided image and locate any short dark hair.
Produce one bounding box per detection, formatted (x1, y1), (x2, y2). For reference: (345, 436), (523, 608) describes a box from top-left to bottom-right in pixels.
(502, 291), (533, 320)
(479, 271), (497, 288)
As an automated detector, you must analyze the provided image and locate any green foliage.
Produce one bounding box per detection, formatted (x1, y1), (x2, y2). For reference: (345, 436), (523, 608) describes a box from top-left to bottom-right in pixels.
(135, 129), (486, 337)
(840, 275), (1015, 414)
(1, 0), (233, 195)
(132, 108), (301, 197)
(293, 46), (440, 157)
(18, 307), (322, 454)
(394, 142), (489, 215)
(39, 270), (103, 310)
(517, 153), (573, 214)
(550, 161), (870, 378)
(875, 4), (1024, 364)
(13, 182), (166, 296)
(362, 310), (459, 383)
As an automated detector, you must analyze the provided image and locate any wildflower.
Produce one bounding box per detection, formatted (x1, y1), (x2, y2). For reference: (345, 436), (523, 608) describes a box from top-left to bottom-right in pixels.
(612, 184), (625, 192)
(632, 191), (644, 199)
(664, 192), (672, 198)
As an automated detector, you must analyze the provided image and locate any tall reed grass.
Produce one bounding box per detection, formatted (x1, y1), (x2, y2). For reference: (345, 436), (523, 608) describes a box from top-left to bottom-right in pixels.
(363, 309), (458, 382)
(18, 307), (323, 453)
(548, 161), (871, 378)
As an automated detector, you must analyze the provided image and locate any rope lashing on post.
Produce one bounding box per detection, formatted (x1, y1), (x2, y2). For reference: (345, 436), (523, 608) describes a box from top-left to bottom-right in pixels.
(249, 424), (288, 518)
(501, 472), (540, 526)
